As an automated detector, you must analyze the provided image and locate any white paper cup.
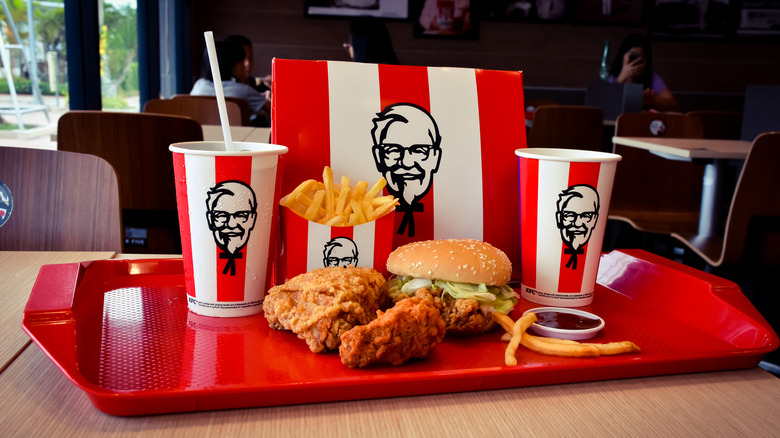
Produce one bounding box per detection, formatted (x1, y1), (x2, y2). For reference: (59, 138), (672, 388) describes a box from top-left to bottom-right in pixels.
(170, 141), (288, 317)
(516, 148), (621, 307)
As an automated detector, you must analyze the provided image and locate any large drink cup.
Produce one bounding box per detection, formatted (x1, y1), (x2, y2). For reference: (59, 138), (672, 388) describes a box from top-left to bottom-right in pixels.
(516, 148), (621, 307)
(170, 141), (288, 317)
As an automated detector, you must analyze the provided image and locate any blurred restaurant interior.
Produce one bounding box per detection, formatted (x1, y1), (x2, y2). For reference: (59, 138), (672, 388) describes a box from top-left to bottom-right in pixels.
(184, 1), (778, 112)
(58, 1), (780, 113)
(2, 0), (780, 433)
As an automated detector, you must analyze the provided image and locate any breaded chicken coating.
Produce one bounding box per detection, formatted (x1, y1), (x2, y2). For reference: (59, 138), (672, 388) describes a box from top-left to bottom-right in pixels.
(263, 267), (388, 353)
(339, 296), (446, 368)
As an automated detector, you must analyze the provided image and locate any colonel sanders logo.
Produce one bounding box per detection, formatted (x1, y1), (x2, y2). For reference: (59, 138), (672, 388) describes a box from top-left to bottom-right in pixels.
(322, 236), (359, 268)
(205, 181), (257, 276)
(555, 184), (600, 270)
(370, 103), (442, 237)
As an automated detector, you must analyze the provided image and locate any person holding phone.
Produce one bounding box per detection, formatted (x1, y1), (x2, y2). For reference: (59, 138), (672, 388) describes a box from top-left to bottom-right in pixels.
(609, 33), (677, 112)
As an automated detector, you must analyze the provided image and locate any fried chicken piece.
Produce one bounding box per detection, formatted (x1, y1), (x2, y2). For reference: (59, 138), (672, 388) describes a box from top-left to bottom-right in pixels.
(263, 267), (388, 353)
(399, 288), (493, 336)
(339, 296), (446, 368)
(440, 297), (494, 336)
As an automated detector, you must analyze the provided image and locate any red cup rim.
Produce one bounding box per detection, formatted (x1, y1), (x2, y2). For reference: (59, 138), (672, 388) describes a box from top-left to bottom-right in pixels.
(515, 148), (621, 162)
(170, 141), (288, 156)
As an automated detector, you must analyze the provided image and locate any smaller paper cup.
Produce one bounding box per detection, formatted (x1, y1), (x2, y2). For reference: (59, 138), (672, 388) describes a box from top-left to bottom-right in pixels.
(516, 148), (621, 307)
(170, 141), (288, 317)
(278, 205), (396, 280)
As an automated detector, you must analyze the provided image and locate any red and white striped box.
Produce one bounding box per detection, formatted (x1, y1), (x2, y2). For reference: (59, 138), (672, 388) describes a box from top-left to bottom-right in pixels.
(516, 148), (621, 307)
(271, 59), (527, 278)
(171, 141), (288, 317)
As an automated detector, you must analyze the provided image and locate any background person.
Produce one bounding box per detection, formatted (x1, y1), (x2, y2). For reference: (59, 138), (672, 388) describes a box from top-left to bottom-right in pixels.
(346, 16), (400, 64)
(225, 34), (272, 93)
(190, 40), (271, 126)
(609, 33), (677, 112)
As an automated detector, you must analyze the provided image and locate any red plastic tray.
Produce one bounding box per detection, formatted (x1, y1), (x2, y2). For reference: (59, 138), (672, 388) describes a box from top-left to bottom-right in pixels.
(22, 249), (778, 416)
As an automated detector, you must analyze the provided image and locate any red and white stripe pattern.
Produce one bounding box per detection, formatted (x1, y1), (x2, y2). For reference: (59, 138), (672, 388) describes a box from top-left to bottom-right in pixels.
(518, 154), (618, 306)
(272, 59), (526, 276)
(280, 207), (395, 278)
(172, 151), (279, 316)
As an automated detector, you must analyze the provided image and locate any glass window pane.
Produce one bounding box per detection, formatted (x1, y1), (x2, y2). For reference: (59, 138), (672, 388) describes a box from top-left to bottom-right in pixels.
(101, 0), (138, 112)
(0, 0), (64, 137)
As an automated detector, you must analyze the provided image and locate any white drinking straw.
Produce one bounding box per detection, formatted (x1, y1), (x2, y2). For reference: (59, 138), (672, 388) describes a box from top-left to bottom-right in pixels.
(203, 31), (234, 152)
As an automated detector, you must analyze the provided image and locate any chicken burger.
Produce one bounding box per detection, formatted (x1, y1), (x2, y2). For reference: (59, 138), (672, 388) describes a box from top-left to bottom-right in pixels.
(386, 239), (517, 335)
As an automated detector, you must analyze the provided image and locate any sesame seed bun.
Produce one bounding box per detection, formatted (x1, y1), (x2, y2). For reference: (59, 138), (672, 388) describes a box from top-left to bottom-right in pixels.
(386, 239), (512, 285)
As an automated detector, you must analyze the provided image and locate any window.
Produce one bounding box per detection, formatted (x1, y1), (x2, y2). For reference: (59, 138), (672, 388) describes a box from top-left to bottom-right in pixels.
(100, 0), (138, 111)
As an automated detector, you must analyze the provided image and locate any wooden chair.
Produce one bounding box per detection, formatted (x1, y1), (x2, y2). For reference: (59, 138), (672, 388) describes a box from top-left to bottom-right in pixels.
(609, 112), (705, 235)
(0, 147), (121, 251)
(670, 132), (780, 268)
(171, 94), (252, 126)
(686, 110), (743, 140)
(57, 111), (204, 253)
(527, 105), (604, 152)
(144, 97), (244, 127)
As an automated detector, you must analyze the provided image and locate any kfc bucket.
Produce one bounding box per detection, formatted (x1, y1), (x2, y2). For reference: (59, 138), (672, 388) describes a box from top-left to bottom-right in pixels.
(272, 59), (526, 277)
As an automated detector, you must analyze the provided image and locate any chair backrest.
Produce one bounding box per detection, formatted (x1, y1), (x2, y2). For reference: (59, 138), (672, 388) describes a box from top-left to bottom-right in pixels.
(57, 111), (203, 212)
(57, 111), (204, 253)
(144, 98), (244, 127)
(611, 112), (705, 216)
(585, 81), (643, 121)
(720, 131), (780, 266)
(171, 94), (252, 126)
(0, 147), (121, 251)
(686, 110), (743, 140)
(528, 105), (604, 152)
(614, 111), (703, 138)
(741, 85), (780, 141)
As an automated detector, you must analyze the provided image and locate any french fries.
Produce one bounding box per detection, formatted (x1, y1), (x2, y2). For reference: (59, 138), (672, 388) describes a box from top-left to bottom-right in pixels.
(520, 333), (601, 358)
(504, 312), (536, 366)
(282, 167), (399, 226)
(496, 311), (640, 365)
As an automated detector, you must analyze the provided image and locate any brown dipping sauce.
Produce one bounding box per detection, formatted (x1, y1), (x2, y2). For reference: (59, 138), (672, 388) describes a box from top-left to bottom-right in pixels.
(535, 311), (601, 330)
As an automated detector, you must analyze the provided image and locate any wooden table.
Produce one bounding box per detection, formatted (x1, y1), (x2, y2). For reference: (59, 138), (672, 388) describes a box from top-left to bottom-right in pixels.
(612, 136), (751, 160)
(612, 136), (752, 237)
(0, 251), (114, 372)
(3, 252), (780, 437)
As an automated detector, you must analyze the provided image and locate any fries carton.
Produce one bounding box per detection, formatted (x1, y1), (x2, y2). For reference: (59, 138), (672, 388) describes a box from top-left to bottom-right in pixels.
(278, 204), (396, 280)
(272, 59), (527, 278)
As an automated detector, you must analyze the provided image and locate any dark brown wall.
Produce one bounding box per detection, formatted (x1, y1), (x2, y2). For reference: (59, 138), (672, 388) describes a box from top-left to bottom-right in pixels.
(190, 1), (780, 111)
